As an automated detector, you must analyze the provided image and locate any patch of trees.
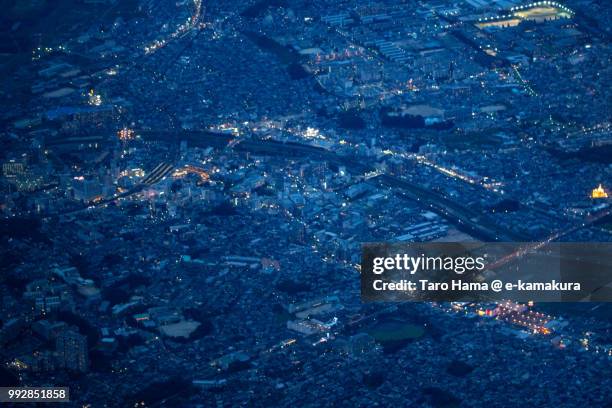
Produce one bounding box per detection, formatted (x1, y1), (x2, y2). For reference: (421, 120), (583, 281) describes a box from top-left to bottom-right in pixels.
(362, 370), (386, 389)
(207, 201), (238, 216)
(446, 360), (474, 377)
(338, 110), (366, 130)
(57, 310), (100, 348)
(288, 63), (310, 80)
(276, 279), (311, 294)
(128, 376), (197, 407)
(0, 218), (47, 242)
(102, 274), (150, 306)
(488, 199), (520, 213)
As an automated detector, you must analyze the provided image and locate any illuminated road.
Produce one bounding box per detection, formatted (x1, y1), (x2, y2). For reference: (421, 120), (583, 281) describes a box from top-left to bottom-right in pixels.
(46, 162), (174, 218)
(144, 0), (204, 55)
(487, 207), (612, 270)
(74, 130), (603, 244)
(139, 130), (527, 241)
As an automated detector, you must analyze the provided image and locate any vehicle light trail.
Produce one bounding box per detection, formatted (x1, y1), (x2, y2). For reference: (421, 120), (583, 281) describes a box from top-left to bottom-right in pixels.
(144, 0), (204, 55)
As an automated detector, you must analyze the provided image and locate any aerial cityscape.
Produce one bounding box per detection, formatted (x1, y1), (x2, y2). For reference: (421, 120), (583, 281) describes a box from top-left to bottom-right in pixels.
(0, 0), (611, 406)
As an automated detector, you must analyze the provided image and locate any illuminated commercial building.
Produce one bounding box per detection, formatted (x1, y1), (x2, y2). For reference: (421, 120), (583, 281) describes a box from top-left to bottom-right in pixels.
(591, 184), (608, 199)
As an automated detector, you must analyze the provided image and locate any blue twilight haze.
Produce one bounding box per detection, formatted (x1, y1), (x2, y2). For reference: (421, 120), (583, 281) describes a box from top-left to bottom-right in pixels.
(0, 0), (611, 406)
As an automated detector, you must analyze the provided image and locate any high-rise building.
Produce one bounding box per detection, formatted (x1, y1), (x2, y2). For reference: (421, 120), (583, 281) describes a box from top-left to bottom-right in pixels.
(2, 161), (26, 179)
(71, 177), (103, 202)
(56, 330), (89, 372)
